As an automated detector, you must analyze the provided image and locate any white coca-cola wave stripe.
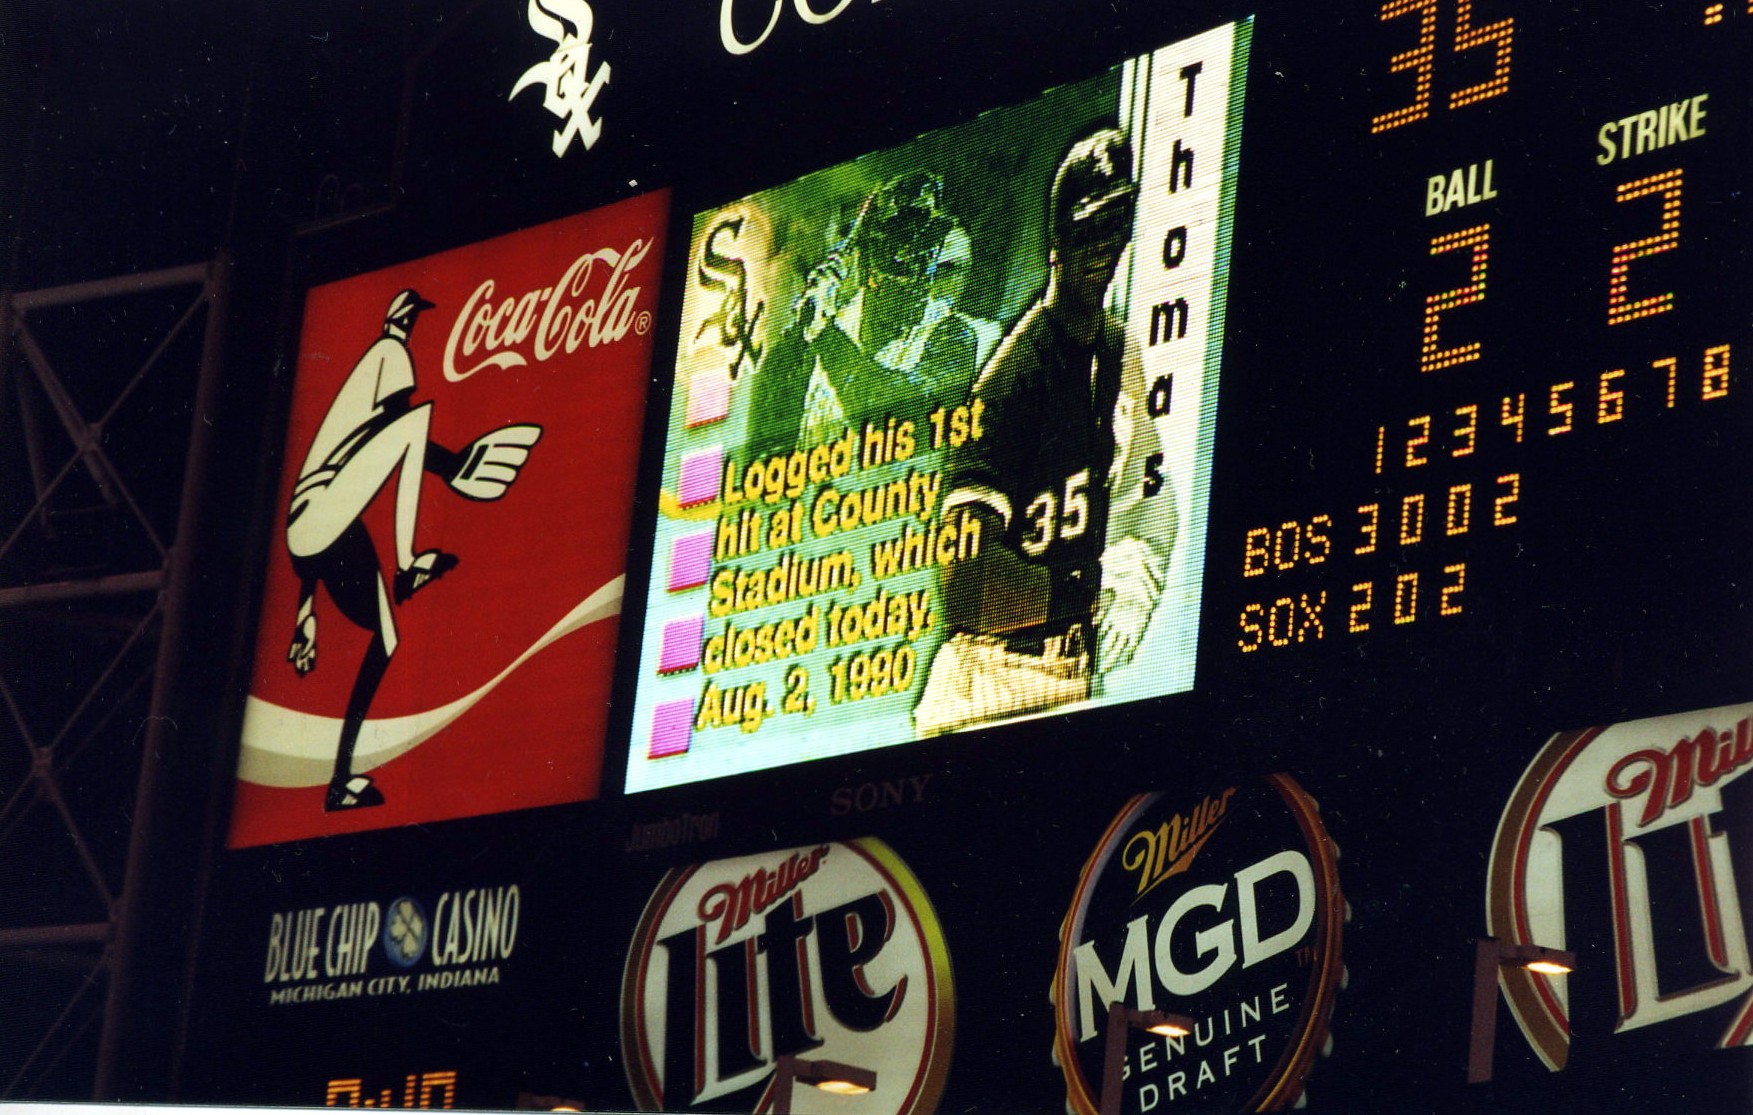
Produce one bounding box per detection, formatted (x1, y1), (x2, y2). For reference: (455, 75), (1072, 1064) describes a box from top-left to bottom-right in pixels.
(236, 576), (624, 788)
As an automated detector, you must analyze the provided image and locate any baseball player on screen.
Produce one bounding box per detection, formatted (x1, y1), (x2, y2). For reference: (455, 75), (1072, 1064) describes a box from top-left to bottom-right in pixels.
(747, 172), (998, 456)
(913, 127), (1175, 738)
(284, 289), (541, 811)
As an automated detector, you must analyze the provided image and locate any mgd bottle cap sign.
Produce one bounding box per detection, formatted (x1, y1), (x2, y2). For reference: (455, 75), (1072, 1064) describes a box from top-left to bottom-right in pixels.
(1053, 776), (1343, 1112)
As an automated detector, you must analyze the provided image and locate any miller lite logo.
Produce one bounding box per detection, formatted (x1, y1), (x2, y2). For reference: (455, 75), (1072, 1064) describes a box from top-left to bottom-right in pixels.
(1052, 777), (1343, 1112)
(621, 838), (953, 1114)
(1487, 702), (1753, 1070)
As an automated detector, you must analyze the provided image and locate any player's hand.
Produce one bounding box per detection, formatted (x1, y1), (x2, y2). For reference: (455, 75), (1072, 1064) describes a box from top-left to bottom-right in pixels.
(288, 603), (317, 676)
(796, 254), (847, 343)
(1109, 390), (1136, 485)
(448, 424), (542, 500)
(1097, 537), (1165, 671)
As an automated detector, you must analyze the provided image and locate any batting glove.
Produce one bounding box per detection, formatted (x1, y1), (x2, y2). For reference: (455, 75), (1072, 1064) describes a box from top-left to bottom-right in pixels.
(795, 254), (848, 343)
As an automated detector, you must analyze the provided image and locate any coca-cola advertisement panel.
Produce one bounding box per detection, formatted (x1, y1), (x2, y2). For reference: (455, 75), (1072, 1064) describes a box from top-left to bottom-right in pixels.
(228, 190), (670, 848)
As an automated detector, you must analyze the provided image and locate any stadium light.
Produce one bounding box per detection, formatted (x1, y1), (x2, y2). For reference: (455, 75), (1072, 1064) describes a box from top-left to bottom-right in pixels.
(1467, 937), (1576, 1084)
(1099, 1003), (1197, 1115)
(773, 1055), (879, 1113)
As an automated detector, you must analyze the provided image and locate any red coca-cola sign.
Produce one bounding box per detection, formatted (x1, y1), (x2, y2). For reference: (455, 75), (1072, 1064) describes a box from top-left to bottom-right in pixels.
(229, 191), (668, 847)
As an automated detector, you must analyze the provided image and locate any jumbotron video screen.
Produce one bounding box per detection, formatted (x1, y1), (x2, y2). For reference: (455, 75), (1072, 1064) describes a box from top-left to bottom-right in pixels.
(626, 24), (1247, 791)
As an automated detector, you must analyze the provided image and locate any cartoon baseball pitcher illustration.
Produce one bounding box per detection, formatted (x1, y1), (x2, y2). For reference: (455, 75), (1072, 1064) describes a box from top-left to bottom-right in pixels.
(284, 289), (541, 811)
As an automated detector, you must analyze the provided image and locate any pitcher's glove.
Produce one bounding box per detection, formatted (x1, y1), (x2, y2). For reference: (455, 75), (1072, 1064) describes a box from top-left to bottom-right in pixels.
(447, 424), (542, 501)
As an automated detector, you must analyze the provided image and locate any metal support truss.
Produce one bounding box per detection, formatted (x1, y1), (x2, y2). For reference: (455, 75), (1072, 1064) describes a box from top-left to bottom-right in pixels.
(0, 257), (229, 1100)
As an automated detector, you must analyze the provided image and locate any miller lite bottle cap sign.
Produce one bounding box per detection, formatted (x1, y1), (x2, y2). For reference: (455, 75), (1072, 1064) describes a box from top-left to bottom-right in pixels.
(1052, 776), (1343, 1112)
(1487, 702), (1753, 1070)
(621, 838), (954, 1114)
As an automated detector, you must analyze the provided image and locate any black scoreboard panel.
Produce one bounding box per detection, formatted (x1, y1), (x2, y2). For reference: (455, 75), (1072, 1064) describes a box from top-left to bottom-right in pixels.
(175, 3), (1753, 1114)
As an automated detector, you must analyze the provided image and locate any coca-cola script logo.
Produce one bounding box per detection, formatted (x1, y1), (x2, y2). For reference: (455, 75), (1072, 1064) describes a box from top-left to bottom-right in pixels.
(1487, 702), (1753, 1071)
(621, 838), (953, 1115)
(1052, 776), (1343, 1113)
(443, 239), (653, 382)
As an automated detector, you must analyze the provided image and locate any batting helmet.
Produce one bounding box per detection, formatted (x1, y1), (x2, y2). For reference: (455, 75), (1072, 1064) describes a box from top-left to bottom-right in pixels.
(1050, 128), (1136, 244)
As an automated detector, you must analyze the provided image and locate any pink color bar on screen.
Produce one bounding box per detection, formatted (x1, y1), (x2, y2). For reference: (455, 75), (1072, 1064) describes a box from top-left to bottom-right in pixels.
(668, 531), (713, 591)
(677, 448), (723, 506)
(685, 368), (733, 428)
(649, 699), (695, 758)
(658, 616), (705, 674)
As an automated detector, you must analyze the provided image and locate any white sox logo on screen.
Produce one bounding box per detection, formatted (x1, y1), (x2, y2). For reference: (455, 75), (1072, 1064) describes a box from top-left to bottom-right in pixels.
(1487, 702), (1753, 1069)
(621, 838), (954, 1114)
(694, 216), (765, 381)
(1052, 777), (1343, 1113)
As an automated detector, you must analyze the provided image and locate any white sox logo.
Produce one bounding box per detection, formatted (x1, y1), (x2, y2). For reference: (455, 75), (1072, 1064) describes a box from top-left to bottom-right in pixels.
(694, 216), (766, 381)
(511, 0), (611, 157)
(1488, 702), (1753, 1069)
(1052, 777), (1343, 1112)
(621, 839), (954, 1114)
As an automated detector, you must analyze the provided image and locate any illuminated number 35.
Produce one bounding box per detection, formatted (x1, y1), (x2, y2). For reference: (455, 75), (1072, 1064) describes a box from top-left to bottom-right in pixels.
(1022, 469), (1090, 557)
(1371, 0), (1514, 134)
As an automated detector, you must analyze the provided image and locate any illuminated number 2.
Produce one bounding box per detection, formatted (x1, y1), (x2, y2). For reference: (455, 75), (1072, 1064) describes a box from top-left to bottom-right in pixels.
(1372, 0), (1514, 133)
(1608, 168), (1683, 325)
(1021, 469), (1091, 556)
(1422, 224), (1490, 373)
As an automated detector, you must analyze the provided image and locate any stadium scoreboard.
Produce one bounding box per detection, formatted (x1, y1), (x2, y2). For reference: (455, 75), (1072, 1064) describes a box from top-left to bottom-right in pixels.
(173, 3), (1753, 1113)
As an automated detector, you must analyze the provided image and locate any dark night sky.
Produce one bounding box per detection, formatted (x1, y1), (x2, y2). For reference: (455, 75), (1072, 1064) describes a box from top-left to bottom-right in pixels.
(9, 5), (250, 289)
(5, 3), (448, 289)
